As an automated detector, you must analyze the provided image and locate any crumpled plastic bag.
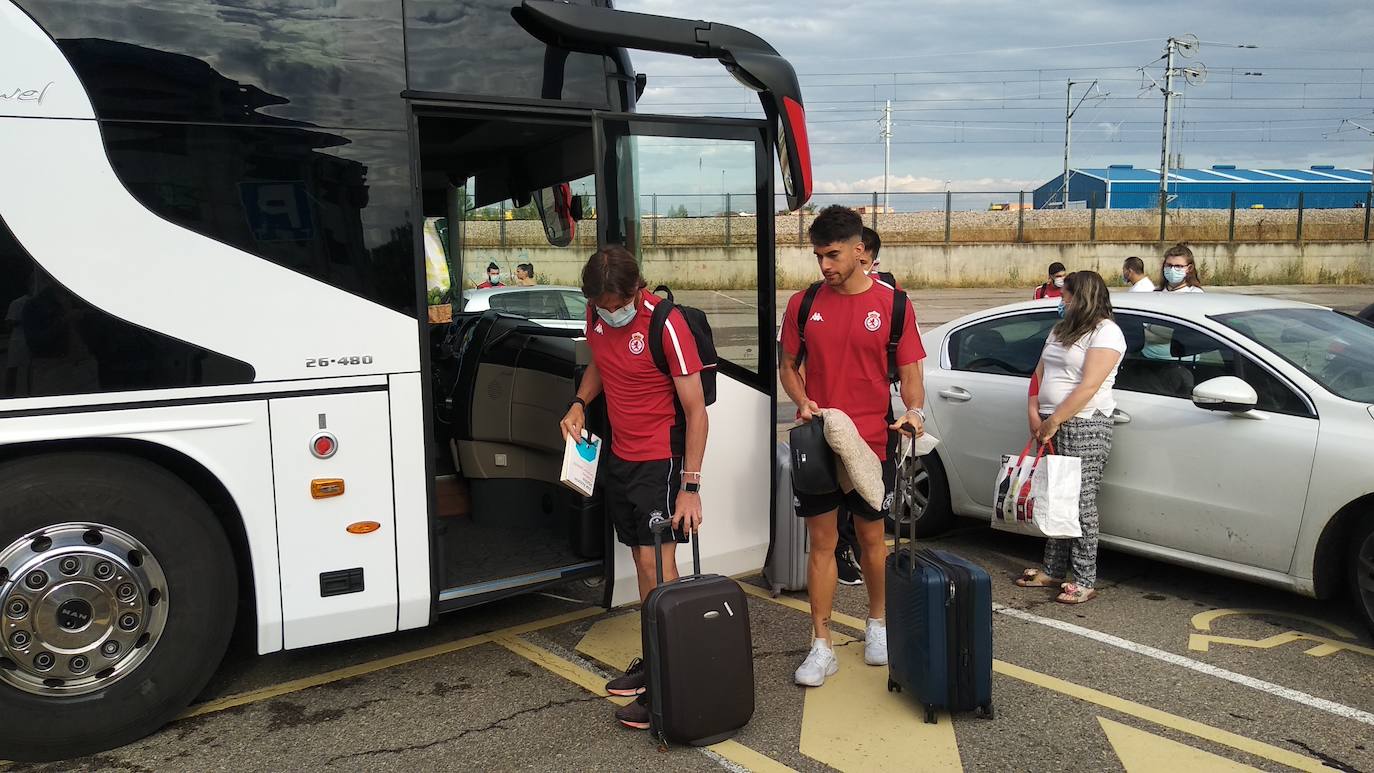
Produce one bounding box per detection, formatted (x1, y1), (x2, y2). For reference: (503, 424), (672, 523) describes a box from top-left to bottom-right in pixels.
(817, 408), (883, 512)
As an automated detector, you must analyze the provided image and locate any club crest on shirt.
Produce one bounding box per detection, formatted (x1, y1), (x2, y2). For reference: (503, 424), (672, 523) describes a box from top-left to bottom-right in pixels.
(864, 310), (882, 332)
(628, 331), (646, 355)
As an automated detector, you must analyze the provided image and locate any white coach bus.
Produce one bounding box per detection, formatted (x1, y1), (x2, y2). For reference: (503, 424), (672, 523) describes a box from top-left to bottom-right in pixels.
(0, 0), (811, 758)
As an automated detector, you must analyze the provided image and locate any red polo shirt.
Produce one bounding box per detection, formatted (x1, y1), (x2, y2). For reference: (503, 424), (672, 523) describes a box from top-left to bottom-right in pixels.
(586, 289), (703, 462)
(781, 281), (925, 461)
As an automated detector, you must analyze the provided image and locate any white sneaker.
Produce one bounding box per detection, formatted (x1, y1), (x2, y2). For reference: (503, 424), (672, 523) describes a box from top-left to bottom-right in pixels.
(794, 640), (839, 687)
(864, 619), (888, 666)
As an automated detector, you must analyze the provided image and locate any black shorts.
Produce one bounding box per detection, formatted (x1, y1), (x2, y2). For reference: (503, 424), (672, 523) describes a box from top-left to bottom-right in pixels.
(605, 452), (688, 547)
(795, 458), (896, 522)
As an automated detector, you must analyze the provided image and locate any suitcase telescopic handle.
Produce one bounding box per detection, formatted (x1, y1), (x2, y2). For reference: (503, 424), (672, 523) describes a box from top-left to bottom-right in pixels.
(651, 518), (702, 584)
(893, 430), (918, 577)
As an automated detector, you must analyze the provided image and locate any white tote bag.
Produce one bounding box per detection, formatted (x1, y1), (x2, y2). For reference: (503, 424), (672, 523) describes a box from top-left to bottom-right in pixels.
(992, 439), (1082, 539)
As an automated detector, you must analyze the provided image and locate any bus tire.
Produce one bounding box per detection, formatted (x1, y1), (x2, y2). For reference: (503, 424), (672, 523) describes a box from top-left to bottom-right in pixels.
(0, 452), (237, 762)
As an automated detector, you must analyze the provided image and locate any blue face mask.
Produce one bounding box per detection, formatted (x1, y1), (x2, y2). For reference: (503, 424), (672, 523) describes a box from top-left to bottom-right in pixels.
(596, 299), (637, 328)
(1164, 266), (1188, 286)
(1056, 300), (1066, 318)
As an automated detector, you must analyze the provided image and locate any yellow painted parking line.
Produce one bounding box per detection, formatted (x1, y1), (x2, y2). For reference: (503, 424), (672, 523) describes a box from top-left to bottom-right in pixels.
(800, 630), (962, 771)
(739, 581), (1333, 772)
(994, 662), (1333, 772)
(1188, 609), (1374, 659)
(496, 634), (632, 706)
(497, 633), (797, 772)
(575, 611), (643, 671)
(180, 607), (603, 720)
(1192, 609), (1358, 639)
(1098, 717), (1261, 772)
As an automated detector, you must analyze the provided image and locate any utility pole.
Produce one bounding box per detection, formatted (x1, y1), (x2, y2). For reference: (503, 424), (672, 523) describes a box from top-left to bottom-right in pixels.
(881, 100), (893, 210)
(1062, 79), (1100, 209)
(1158, 38), (1178, 244)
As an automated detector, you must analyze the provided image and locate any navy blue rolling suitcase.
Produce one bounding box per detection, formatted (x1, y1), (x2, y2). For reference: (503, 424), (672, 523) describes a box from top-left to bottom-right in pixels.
(885, 511), (994, 722)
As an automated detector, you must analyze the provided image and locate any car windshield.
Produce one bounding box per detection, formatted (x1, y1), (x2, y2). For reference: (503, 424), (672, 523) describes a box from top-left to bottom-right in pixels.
(1215, 308), (1374, 403)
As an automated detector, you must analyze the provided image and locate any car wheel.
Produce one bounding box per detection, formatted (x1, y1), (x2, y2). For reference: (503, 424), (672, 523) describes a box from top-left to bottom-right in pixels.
(887, 452), (954, 538)
(1348, 516), (1374, 637)
(0, 453), (237, 762)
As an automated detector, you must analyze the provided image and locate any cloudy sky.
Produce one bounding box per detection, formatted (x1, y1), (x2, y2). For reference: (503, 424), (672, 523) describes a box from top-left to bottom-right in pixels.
(619, 0), (1374, 198)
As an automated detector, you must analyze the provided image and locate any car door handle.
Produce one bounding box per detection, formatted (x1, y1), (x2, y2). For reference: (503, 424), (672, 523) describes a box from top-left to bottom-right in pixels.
(938, 387), (972, 402)
(1111, 409), (1131, 425)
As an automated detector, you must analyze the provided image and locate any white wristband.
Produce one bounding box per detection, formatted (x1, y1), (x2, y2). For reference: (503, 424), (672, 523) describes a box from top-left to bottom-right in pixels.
(905, 407), (925, 421)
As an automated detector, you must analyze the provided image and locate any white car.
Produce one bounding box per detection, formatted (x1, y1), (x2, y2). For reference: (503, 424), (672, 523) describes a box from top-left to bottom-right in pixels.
(459, 285), (588, 330)
(897, 292), (1374, 629)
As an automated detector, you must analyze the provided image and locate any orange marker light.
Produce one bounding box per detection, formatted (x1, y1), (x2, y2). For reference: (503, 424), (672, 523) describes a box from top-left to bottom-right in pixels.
(347, 521), (381, 534)
(311, 479), (345, 499)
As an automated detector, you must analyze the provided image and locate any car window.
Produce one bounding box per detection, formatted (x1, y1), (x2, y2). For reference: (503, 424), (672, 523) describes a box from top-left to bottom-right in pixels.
(559, 291), (588, 322)
(1216, 308), (1374, 404)
(1115, 314), (1311, 416)
(949, 312), (1058, 377)
(486, 292), (533, 317)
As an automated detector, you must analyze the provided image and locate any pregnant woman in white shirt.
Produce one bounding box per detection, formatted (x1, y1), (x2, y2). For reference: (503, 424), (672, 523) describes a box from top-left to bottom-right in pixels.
(1015, 271), (1126, 604)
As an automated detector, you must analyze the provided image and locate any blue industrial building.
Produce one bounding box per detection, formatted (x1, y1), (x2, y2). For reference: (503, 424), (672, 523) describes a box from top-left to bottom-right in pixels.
(1033, 165), (1374, 210)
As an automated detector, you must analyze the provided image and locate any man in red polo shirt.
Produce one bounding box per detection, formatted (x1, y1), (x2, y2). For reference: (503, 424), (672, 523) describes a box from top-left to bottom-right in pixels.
(559, 245), (707, 730)
(780, 205), (926, 687)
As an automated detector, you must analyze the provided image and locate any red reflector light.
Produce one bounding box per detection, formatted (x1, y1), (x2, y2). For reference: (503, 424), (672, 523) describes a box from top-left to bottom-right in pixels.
(310, 432), (338, 459)
(782, 96), (813, 202)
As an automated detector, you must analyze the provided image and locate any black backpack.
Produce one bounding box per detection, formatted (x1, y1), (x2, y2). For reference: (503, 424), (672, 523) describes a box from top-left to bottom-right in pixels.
(794, 281), (909, 383)
(647, 285), (717, 406)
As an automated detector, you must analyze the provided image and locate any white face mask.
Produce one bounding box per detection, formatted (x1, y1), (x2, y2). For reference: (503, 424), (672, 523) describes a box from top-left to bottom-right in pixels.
(1053, 277), (1065, 289)
(488, 273), (501, 283)
(1164, 266), (1188, 286)
(596, 299), (637, 328)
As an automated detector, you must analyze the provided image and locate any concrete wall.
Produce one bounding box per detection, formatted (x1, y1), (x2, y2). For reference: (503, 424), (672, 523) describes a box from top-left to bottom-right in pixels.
(460, 241), (1374, 290)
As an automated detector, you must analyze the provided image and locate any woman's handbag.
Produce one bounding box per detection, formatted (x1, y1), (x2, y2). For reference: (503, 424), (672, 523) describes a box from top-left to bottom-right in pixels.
(992, 439), (1082, 539)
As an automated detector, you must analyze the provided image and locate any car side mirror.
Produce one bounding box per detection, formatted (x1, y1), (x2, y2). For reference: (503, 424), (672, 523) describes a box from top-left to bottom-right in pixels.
(1192, 376), (1258, 413)
(532, 183), (577, 247)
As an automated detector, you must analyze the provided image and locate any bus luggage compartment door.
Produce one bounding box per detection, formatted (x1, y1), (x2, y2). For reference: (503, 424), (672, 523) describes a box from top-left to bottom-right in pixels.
(269, 390), (398, 648)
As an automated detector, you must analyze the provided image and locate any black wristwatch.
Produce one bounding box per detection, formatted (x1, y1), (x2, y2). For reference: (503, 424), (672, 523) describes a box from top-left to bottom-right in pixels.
(568, 396), (587, 412)
(682, 481), (701, 494)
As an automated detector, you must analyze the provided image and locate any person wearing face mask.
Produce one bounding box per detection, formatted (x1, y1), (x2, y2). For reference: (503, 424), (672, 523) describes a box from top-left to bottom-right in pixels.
(1156, 244), (1204, 293)
(1016, 271), (1125, 605)
(558, 245), (707, 731)
(1033, 262), (1067, 300)
(477, 261), (504, 289)
(1122, 256), (1155, 292)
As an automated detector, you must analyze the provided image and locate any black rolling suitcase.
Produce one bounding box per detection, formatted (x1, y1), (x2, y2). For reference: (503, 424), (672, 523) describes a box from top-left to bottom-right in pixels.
(641, 521), (755, 746)
(885, 455), (994, 722)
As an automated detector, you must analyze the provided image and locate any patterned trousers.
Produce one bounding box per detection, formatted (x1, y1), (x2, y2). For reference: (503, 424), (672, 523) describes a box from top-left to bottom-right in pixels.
(1042, 413), (1114, 588)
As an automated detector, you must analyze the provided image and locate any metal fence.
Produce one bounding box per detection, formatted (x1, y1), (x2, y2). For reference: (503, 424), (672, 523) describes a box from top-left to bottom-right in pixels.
(463, 190), (1374, 247)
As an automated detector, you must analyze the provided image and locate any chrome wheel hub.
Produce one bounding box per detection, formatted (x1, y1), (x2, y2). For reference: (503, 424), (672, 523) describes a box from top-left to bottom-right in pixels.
(0, 523), (167, 696)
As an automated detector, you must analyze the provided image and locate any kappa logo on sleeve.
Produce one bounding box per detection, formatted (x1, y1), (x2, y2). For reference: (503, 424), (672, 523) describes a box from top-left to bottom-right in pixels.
(810, 312), (824, 322)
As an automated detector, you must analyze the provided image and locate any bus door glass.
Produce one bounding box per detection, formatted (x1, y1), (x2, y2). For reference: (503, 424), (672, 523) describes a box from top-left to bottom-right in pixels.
(593, 116), (776, 605)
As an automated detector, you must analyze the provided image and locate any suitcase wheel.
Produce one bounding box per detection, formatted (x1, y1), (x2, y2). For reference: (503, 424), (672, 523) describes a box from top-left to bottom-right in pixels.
(886, 678), (900, 693)
(977, 702), (995, 720)
(923, 706), (937, 725)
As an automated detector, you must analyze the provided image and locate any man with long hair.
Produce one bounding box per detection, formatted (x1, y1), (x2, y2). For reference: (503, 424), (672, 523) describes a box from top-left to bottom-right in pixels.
(558, 246), (707, 729)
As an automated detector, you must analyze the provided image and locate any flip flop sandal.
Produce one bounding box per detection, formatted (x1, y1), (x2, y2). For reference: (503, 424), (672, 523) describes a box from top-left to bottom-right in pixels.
(1015, 568), (1064, 588)
(1056, 583), (1097, 604)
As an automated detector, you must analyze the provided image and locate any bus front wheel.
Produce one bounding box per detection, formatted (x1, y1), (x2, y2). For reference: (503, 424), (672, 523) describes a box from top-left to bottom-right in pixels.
(0, 452), (237, 762)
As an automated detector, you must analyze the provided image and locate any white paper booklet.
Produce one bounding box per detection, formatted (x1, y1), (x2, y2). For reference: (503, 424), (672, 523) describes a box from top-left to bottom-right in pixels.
(560, 430), (601, 497)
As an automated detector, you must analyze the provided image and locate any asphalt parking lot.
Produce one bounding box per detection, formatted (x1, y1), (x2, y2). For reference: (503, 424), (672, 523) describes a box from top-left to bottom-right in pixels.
(6, 284), (1372, 772)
